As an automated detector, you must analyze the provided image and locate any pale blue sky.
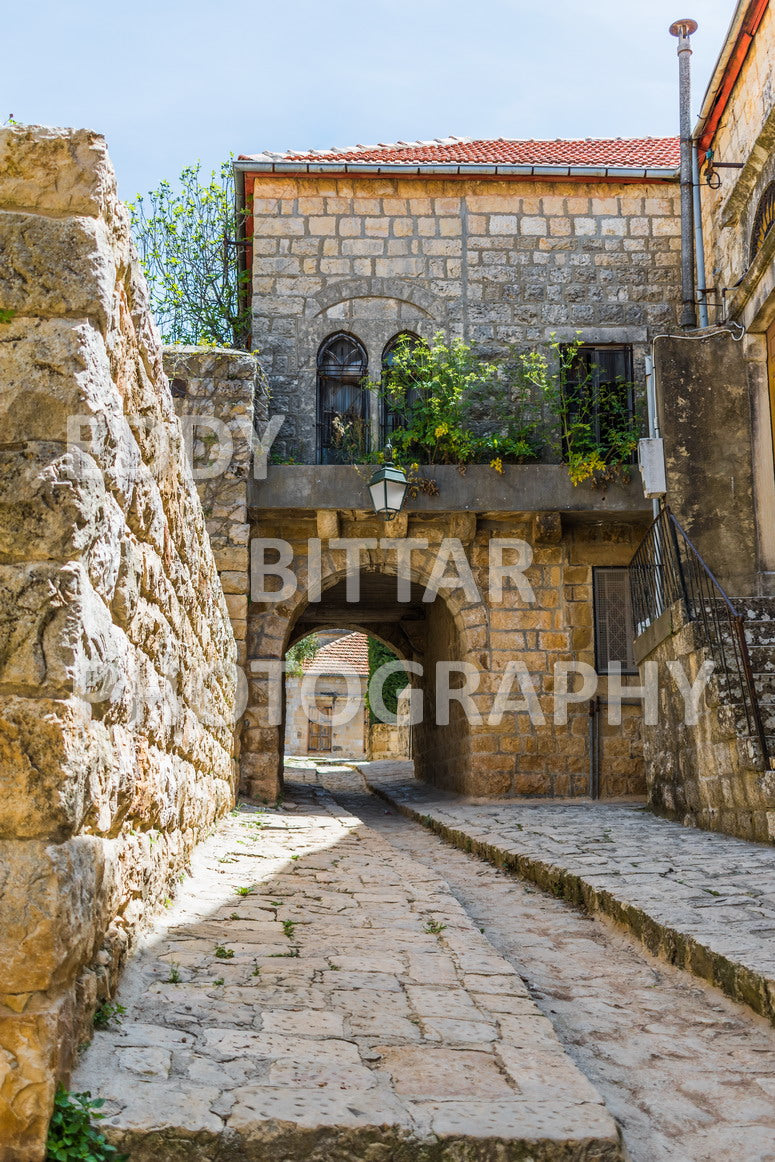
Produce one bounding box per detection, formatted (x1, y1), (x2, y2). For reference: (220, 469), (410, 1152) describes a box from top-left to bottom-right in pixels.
(5, 0), (733, 199)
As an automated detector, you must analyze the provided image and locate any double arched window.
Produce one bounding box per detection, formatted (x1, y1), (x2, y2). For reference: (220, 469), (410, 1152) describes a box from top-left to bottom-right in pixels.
(382, 332), (420, 440)
(316, 334), (369, 463)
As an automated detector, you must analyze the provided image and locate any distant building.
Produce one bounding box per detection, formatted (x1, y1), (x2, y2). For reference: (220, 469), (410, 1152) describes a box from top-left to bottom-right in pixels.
(284, 631), (370, 758)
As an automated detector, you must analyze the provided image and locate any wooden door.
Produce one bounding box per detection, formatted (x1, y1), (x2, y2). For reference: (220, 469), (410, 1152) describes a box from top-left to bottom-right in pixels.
(307, 718), (332, 753)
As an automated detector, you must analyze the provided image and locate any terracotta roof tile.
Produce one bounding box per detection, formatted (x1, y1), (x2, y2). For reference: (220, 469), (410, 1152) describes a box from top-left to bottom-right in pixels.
(303, 632), (370, 676)
(240, 136), (680, 170)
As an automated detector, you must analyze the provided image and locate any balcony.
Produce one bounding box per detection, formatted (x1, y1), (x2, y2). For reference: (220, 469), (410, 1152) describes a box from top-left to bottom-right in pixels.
(249, 463), (651, 517)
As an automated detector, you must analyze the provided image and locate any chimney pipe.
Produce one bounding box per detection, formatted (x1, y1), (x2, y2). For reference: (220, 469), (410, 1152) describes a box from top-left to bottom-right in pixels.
(670, 18), (698, 330)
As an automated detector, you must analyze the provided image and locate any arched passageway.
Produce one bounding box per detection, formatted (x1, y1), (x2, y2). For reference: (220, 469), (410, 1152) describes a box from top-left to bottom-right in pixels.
(242, 547), (481, 801)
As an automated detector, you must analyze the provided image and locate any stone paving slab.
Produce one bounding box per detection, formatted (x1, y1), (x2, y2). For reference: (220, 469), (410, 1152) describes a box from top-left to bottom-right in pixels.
(73, 784), (623, 1161)
(361, 763), (775, 1024)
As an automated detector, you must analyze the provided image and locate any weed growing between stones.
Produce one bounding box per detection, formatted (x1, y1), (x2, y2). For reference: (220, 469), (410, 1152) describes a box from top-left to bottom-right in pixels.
(92, 1003), (126, 1031)
(423, 920), (447, 935)
(46, 1087), (127, 1162)
(214, 945), (234, 959)
(235, 885), (253, 896)
(164, 964), (182, 984)
(282, 919), (296, 938)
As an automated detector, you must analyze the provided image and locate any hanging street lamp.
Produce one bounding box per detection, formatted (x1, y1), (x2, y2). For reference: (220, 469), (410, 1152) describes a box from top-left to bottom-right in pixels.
(367, 445), (409, 520)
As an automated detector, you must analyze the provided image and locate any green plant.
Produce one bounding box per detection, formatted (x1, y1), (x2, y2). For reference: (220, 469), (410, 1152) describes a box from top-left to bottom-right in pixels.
(286, 633), (320, 677)
(46, 1087), (128, 1161)
(235, 885), (253, 897)
(214, 945), (234, 960)
(270, 900), (283, 908)
(423, 920), (447, 935)
(213, 977), (225, 986)
(375, 332), (540, 469)
(366, 638), (409, 724)
(282, 919), (296, 938)
(92, 1002), (126, 1031)
(164, 964), (182, 984)
(128, 160), (251, 348)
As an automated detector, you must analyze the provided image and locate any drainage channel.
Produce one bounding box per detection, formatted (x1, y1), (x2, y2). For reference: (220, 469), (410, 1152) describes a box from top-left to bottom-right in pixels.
(318, 767), (775, 1162)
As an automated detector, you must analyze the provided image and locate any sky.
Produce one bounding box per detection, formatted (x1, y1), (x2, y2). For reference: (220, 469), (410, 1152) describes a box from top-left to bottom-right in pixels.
(4, 0), (735, 200)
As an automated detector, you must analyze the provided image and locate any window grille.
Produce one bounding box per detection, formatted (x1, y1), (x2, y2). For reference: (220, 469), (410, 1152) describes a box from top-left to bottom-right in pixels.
(317, 333), (369, 464)
(563, 345), (636, 461)
(382, 332), (420, 440)
(593, 567), (638, 674)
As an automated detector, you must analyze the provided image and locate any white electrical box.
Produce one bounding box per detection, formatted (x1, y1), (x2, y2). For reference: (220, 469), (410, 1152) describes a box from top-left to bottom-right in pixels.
(638, 437), (667, 498)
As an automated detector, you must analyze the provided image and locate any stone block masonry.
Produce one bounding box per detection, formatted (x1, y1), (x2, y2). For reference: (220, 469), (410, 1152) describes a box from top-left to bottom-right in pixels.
(0, 126), (239, 1161)
(164, 345), (268, 673)
(247, 173), (682, 462)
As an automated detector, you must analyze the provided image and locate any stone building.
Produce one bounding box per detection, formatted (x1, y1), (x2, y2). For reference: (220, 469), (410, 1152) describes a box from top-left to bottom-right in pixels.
(233, 136), (685, 802)
(632, 0), (775, 842)
(284, 630), (370, 759)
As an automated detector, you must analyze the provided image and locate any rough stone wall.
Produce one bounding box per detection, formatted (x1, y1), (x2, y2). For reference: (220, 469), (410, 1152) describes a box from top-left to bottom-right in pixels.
(245, 512), (646, 802)
(247, 174), (682, 462)
(164, 346), (268, 671)
(655, 330), (759, 594)
(698, 2), (775, 308)
(0, 126), (238, 1161)
(636, 603), (775, 844)
(368, 721), (410, 760)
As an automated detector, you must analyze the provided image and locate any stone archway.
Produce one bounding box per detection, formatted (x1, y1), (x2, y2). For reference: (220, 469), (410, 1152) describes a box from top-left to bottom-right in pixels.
(242, 542), (489, 801)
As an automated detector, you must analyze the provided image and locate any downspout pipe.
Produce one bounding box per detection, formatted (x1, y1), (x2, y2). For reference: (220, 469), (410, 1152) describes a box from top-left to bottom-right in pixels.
(670, 18), (699, 330)
(692, 141), (710, 327)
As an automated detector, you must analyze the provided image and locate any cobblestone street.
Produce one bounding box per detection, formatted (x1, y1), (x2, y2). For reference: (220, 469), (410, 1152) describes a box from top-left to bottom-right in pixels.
(327, 766), (775, 1162)
(72, 762), (775, 1161)
(74, 775), (621, 1160)
(363, 762), (775, 1021)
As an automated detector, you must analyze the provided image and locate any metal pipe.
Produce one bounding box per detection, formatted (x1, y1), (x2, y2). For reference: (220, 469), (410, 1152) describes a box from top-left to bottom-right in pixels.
(644, 353), (661, 520)
(691, 142), (710, 327)
(588, 697), (599, 800)
(670, 19), (699, 330)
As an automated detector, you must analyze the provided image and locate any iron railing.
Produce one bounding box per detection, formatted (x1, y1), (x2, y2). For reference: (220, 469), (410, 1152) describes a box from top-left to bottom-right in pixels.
(630, 507), (769, 762)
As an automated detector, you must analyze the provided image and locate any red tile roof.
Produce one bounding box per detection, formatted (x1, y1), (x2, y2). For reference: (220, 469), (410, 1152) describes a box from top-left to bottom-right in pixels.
(303, 632), (370, 676)
(240, 136), (680, 170)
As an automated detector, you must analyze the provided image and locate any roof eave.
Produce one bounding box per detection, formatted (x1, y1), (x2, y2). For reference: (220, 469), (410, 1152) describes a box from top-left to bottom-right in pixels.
(233, 159), (678, 181)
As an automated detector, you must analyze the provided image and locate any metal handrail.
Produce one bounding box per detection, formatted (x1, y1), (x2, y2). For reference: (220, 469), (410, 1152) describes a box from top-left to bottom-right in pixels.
(630, 507), (769, 762)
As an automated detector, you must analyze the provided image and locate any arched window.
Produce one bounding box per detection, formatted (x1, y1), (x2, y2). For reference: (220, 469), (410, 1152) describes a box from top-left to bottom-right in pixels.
(317, 334), (369, 463)
(382, 332), (420, 440)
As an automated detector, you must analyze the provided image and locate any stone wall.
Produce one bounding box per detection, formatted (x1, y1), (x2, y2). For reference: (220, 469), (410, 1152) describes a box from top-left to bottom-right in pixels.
(164, 345), (268, 673)
(655, 330), (759, 594)
(246, 174), (682, 462)
(0, 126), (238, 1160)
(245, 510), (647, 802)
(698, 2), (775, 314)
(636, 602), (775, 844)
(692, 5), (775, 589)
